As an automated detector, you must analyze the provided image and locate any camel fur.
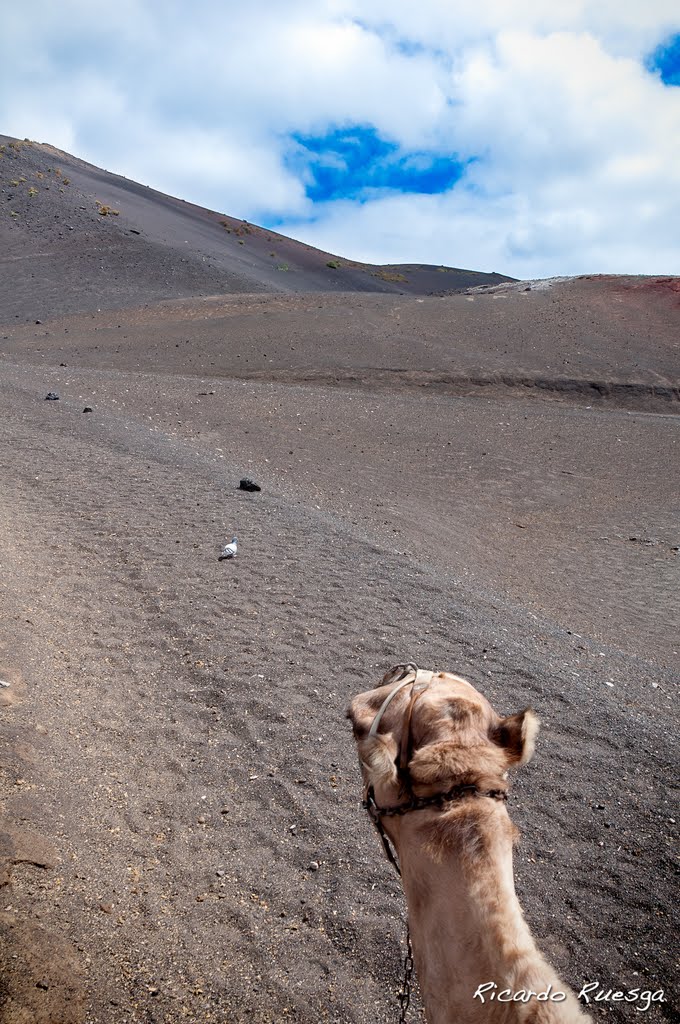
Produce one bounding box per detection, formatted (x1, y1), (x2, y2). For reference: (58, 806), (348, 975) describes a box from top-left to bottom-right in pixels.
(348, 665), (588, 1024)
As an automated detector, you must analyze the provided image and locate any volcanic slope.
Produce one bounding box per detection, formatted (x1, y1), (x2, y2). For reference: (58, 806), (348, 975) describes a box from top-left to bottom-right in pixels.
(0, 135), (512, 320)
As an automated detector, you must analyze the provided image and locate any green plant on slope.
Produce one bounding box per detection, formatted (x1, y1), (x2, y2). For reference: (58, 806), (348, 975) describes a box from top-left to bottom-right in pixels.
(373, 269), (408, 283)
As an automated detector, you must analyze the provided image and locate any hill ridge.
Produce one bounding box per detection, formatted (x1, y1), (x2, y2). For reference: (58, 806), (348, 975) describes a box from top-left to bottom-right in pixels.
(0, 134), (514, 322)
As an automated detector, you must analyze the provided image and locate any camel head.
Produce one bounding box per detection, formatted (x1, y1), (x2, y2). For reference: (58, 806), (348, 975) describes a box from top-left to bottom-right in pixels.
(347, 671), (590, 1024)
(347, 665), (539, 810)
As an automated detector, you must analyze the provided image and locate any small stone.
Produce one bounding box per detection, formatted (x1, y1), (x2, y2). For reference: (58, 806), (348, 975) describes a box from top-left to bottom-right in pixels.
(216, 869), (225, 877)
(99, 902), (113, 914)
(83, 406), (93, 413)
(308, 861), (319, 872)
(239, 477), (261, 492)
(35, 320), (42, 325)
(44, 392), (59, 401)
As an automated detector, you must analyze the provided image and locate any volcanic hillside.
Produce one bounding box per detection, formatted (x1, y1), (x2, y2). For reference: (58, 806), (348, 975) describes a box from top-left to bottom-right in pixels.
(0, 135), (513, 321)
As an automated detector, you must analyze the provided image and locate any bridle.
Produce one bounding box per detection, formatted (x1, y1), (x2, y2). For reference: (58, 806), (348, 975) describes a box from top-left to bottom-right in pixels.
(360, 663), (510, 1023)
(362, 663), (508, 877)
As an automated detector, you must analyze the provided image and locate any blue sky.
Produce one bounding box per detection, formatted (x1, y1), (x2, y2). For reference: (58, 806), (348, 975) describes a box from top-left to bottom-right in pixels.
(1, 2), (679, 278)
(647, 32), (680, 84)
(288, 127), (467, 202)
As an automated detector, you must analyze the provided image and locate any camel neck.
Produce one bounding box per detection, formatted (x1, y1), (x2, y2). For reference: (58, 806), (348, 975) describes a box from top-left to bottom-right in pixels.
(394, 802), (581, 1024)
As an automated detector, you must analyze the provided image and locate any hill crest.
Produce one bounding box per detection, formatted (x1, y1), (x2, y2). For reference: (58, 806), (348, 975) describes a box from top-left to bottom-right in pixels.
(0, 135), (514, 321)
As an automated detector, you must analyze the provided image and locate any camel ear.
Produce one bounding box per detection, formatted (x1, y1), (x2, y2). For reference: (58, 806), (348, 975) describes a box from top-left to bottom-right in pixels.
(346, 695), (376, 740)
(357, 734), (400, 787)
(492, 709), (539, 766)
(347, 696), (399, 787)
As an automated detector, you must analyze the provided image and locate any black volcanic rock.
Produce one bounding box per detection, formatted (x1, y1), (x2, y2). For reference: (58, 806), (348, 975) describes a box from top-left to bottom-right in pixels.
(239, 478), (261, 492)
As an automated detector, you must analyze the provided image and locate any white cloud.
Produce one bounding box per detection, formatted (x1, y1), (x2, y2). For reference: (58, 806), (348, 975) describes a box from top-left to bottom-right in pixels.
(277, 22), (680, 275)
(332, 0), (679, 59)
(127, 131), (310, 217)
(0, 0), (679, 275)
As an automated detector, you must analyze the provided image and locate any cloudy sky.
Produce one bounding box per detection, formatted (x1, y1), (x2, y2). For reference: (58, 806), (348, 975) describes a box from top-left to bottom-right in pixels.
(2, 1), (679, 278)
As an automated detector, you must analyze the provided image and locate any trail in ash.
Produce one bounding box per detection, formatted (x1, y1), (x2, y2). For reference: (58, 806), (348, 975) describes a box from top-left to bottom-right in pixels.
(0, 362), (676, 1023)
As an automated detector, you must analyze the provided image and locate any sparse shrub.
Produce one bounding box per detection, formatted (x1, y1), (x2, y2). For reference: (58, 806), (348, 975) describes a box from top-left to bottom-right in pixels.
(326, 260), (341, 269)
(36, 171), (44, 179)
(373, 270), (408, 283)
(62, 177), (70, 185)
(96, 202), (120, 216)
(10, 179), (19, 187)
(277, 264), (289, 271)
(28, 187), (38, 197)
